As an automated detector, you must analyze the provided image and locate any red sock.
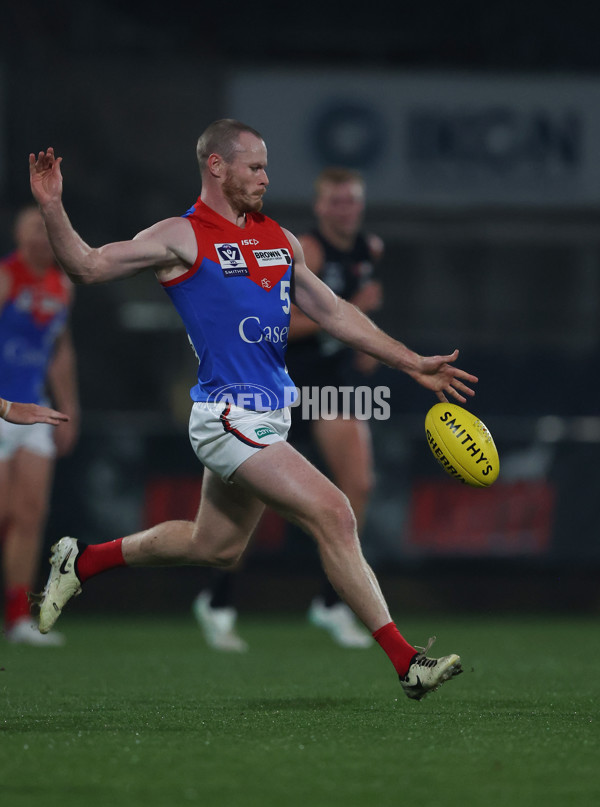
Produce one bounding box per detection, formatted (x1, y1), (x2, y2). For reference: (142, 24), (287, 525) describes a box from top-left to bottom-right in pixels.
(373, 622), (417, 678)
(4, 585), (31, 629)
(76, 539), (127, 584)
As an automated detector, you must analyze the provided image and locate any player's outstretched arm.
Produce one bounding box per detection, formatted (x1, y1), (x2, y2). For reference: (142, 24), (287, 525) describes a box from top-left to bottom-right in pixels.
(287, 229), (478, 403)
(29, 149), (192, 284)
(0, 398), (70, 426)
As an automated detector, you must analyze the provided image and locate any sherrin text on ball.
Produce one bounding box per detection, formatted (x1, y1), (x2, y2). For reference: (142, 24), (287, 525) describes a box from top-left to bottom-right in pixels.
(425, 403), (499, 488)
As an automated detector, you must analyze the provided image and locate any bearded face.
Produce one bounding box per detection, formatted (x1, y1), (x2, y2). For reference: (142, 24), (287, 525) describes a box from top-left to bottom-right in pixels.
(218, 133), (268, 216)
(222, 167), (265, 215)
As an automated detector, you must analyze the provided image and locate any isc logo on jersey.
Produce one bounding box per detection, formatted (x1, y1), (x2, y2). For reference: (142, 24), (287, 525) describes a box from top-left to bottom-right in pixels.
(253, 248), (291, 267)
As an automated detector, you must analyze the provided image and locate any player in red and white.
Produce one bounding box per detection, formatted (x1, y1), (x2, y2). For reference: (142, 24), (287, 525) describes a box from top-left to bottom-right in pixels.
(194, 168), (384, 650)
(0, 206), (79, 646)
(29, 120), (476, 699)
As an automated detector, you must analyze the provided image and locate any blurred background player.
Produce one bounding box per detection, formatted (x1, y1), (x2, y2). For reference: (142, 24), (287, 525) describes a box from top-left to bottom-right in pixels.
(193, 168), (383, 651)
(0, 205), (79, 646)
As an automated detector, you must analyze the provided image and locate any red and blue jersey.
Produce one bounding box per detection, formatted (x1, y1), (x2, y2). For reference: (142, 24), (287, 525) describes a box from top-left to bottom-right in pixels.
(0, 251), (71, 404)
(161, 199), (297, 410)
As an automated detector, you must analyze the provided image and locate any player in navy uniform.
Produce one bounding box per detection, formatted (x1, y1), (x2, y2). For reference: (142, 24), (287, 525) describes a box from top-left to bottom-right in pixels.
(0, 205), (79, 646)
(193, 168), (382, 649)
(29, 120), (477, 700)
(292, 167), (383, 647)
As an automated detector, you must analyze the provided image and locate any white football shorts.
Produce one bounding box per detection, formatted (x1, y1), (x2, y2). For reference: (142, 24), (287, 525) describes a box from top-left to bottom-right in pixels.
(189, 401), (291, 482)
(0, 418), (56, 461)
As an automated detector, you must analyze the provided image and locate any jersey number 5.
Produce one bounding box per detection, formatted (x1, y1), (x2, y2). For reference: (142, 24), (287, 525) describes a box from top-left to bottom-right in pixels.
(280, 280), (291, 314)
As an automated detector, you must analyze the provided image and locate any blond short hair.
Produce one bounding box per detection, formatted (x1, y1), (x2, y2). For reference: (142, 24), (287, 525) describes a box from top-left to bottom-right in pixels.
(196, 119), (263, 172)
(314, 167), (365, 196)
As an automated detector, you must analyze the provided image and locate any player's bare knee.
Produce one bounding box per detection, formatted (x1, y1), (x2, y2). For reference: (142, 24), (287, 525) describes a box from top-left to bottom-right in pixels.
(305, 491), (357, 544)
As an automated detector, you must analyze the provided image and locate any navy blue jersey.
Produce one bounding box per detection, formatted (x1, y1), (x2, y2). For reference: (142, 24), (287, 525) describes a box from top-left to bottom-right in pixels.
(289, 228), (378, 364)
(312, 229), (375, 302)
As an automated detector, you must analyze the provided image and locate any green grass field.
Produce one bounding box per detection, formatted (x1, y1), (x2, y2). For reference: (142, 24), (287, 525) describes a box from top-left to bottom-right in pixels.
(1, 613), (598, 807)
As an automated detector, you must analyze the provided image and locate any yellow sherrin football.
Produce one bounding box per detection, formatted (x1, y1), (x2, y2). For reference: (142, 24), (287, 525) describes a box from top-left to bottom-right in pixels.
(425, 403), (500, 488)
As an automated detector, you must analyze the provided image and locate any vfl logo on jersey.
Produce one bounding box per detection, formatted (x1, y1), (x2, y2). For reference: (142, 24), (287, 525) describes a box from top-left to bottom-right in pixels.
(214, 243), (249, 277)
(253, 248), (291, 267)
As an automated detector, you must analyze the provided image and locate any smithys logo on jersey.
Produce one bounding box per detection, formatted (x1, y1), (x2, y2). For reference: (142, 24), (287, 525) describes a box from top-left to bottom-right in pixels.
(215, 243), (249, 277)
(253, 248), (291, 267)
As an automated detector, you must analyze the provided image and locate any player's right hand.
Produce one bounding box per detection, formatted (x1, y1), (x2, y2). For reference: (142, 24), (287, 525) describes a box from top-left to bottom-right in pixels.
(29, 148), (64, 207)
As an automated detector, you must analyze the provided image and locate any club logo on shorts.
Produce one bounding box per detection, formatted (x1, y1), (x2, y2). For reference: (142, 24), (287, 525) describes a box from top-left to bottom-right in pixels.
(214, 243), (249, 277)
(252, 248), (291, 267)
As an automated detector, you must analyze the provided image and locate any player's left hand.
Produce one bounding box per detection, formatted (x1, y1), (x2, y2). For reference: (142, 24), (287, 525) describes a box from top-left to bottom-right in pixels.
(411, 349), (478, 403)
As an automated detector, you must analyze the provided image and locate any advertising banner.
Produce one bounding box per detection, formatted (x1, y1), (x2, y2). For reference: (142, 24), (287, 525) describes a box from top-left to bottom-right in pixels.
(229, 70), (600, 206)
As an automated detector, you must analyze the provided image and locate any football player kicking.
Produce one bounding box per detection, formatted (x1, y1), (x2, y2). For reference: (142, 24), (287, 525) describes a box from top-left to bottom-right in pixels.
(28, 119), (477, 699)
